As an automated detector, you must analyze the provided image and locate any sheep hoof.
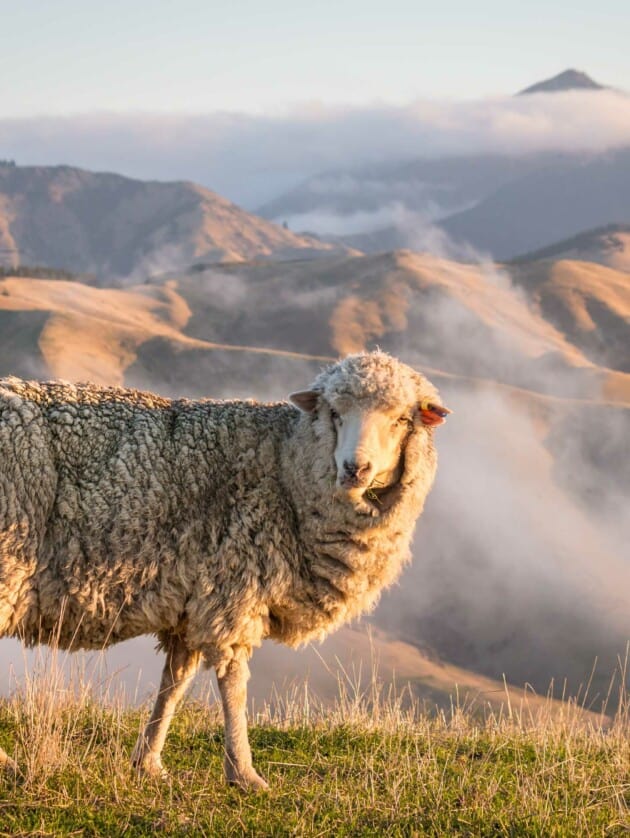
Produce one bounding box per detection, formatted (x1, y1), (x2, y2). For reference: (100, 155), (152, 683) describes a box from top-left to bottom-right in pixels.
(132, 752), (169, 780)
(226, 768), (269, 792)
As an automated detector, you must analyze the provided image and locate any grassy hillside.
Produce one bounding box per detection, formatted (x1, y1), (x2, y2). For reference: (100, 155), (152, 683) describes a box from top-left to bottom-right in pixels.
(0, 664), (628, 836)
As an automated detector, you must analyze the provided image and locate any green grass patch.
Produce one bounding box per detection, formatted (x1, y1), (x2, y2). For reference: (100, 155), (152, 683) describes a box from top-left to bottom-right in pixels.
(0, 694), (628, 837)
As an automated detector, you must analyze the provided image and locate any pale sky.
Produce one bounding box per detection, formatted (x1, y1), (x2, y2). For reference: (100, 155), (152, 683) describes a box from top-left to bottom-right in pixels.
(2, 0), (629, 116)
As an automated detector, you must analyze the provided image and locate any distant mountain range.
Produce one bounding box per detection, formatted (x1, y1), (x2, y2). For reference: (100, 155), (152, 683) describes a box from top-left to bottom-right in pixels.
(439, 148), (630, 259)
(257, 70), (630, 261)
(257, 151), (576, 228)
(0, 164), (344, 281)
(3, 68), (628, 275)
(260, 141), (630, 259)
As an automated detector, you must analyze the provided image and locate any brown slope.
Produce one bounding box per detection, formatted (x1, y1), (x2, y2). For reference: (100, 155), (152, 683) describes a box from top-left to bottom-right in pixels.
(2, 250), (629, 404)
(154, 250), (630, 403)
(510, 258), (630, 374)
(0, 163), (345, 281)
(0, 252), (630, 401)
(0, 275), (329, 395)
(250, 626), (608, 722)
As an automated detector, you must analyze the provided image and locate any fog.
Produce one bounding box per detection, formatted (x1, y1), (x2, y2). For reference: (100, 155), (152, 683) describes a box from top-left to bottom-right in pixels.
(2, 90), (630, 207)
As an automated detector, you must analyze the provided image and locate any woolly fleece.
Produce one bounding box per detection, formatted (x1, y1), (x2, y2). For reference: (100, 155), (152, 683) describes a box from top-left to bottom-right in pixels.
(0, 351), (442, 676)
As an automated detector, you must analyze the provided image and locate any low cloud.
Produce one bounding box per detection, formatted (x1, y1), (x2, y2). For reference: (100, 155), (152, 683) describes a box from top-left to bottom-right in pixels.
(1, 90), (630, 206)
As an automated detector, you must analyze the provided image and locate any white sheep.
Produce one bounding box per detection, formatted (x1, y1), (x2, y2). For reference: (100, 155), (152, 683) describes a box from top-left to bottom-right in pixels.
(0, 351), (449, 788)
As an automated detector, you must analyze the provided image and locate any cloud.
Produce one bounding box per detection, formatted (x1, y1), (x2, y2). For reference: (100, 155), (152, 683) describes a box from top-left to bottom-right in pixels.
(2, 90), (630, 206)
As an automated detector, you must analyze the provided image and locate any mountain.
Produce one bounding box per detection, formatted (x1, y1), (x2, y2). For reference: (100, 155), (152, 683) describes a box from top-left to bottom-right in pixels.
(0, 251), (628, 703)
(256, 152), (577, 230)
(517, 69), (606, 95)
(324, 151), (630, 260)
(0, 163), (344, 281)
(258, 143), (630, 263)
(437, 148), (630, 260)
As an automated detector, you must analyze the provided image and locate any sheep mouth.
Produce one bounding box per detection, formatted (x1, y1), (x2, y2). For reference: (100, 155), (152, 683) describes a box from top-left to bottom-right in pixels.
(362, 479), (403, 512)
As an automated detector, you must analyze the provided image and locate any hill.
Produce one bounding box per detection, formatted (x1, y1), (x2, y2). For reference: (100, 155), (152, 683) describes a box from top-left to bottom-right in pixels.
(3, 249), (627, 399)
(513, 222), (630, 271)
(510, 257), (630, 372)
(259, 145), (630, 262)
(0, 163), (343, 281)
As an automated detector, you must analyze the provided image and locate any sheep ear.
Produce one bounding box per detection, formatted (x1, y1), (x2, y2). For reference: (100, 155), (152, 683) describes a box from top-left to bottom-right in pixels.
(289, 390), (319, 413)
(419, 398), (452, 427)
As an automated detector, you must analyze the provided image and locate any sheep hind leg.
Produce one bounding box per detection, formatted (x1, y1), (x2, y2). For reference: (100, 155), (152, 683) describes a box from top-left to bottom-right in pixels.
(217, 651), (268, 791)
(131, 636), (201, 779)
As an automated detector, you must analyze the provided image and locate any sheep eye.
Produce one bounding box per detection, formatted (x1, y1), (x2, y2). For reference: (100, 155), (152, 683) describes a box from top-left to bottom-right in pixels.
(330, 408), (341, 423)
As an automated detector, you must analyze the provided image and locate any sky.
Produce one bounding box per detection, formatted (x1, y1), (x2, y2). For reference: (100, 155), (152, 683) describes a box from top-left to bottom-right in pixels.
(2, 0), (630, 116)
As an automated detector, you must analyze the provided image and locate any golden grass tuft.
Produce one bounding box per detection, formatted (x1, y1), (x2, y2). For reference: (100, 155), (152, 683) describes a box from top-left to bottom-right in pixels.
(0, 644), (628, 836)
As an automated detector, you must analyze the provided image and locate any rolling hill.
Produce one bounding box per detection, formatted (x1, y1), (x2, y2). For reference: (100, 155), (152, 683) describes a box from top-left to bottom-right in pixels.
(0, 163), (344, 281)
(3, 249), (628, 400)
(510, 257), (630, 373)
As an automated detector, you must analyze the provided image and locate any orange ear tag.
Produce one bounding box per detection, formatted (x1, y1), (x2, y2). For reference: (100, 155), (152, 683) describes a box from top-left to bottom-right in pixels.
(419, 398), (452, 427)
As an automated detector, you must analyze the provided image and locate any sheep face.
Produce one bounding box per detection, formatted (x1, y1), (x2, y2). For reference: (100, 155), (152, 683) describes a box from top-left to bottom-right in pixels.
(290, 352), (450, 513)
(330, 402), (411, 494)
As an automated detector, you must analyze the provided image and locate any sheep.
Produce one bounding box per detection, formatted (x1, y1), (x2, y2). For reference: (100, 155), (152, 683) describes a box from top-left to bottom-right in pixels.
(0, 350), (449, 788)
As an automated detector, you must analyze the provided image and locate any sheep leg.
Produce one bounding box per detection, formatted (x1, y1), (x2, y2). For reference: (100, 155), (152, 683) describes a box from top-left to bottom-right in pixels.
(132, 636), (201, 778)
(0, 746), (19, 775)
(217, 652), (268, 791)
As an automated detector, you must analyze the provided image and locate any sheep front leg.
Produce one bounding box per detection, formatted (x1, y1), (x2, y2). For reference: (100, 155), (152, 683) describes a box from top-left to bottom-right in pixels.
(132, 636), (201, 778)
(217, 652), (268, 790)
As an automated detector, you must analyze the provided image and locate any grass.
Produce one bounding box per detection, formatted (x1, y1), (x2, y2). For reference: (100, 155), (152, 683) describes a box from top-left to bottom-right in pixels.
(0, 650), (628, 837)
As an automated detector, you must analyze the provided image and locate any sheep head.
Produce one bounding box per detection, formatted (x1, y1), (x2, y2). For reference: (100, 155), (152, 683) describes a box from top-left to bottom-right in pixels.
(290, 352), (450, 513)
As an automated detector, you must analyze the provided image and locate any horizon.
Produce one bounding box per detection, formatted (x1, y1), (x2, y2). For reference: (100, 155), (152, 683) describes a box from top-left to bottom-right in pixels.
(2, 0), (630, 117)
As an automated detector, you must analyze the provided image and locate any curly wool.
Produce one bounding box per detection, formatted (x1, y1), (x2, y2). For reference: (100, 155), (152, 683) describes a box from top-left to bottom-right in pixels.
(0, 351), (441, 675)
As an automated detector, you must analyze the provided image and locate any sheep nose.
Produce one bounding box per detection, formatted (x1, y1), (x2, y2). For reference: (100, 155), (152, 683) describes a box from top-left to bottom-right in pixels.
(343, 459), (371, 478)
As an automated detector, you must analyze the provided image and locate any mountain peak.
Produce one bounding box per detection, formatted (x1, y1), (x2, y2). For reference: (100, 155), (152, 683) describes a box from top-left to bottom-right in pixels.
(517, 69), (605, 95)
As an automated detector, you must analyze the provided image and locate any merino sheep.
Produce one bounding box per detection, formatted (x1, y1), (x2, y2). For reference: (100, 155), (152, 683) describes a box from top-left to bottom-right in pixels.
(0, 350), (449, 788)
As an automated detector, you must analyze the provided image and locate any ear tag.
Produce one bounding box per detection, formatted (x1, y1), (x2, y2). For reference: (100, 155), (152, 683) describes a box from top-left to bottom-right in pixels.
(419, 398), (452, 427)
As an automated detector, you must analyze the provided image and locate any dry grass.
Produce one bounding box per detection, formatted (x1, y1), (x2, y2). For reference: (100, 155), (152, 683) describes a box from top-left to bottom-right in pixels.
(0, 646), (628, 836)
